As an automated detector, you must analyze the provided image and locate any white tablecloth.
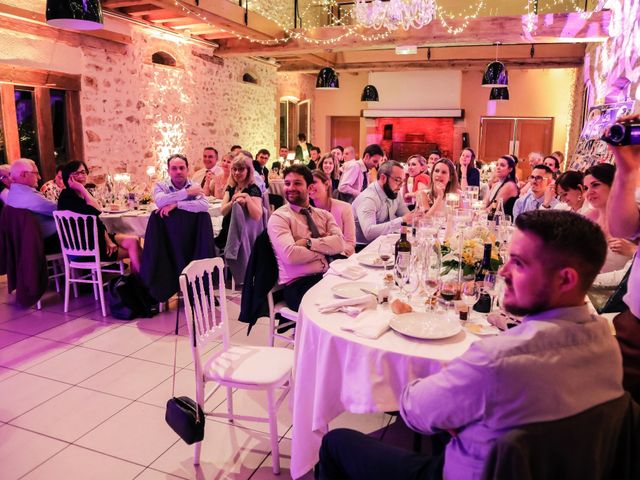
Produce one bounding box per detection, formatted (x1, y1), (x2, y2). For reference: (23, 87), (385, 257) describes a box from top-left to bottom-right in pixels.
(269, 178), (284, 197)
(100, 203), (222, 237)
(290, 238), (480, 478)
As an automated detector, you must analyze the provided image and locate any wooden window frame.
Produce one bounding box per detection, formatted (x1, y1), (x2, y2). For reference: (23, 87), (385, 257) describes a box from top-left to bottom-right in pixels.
(0, 64), (83, 180)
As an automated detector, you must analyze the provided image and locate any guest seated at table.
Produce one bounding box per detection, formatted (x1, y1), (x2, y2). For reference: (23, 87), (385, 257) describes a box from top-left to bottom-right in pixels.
(269, 161), (282, 180)
(0, 163), (11, 204)
(456, 148), (480, 190)
(426, 150), (440, 174)
(403, 154), (430, 210)
(212, 153), (232, 199)
(253, 148), (271, 189)
(267, 164), (344, 311)
(40, 164), (65, 202)
(230, 145), (242, 155)
(337, 144), (383, 203)
(309, 170), (355, 256)
(554, 170), (591, 215)
(6, 159), (59, 253)
(318, 210), (624, 480)
(278, 146), (289, 162)
(58, 161), (142, 273)
(517, 151), (542, 192)
(544, 155), (561, 178)
(308, 146), (320, 171)
(484, 155), (519, 216)
(512, 164), (557, 219)
(584, 163), (637, 274)
(318, 153), (340, 192)
(331, 146), (344, 166)
(352, 160), (417, 247)
(152, 154), (209, 217)
(216, 153), (263, 250)
(191, 146), (219, 191)
(418, 158), (459, 217)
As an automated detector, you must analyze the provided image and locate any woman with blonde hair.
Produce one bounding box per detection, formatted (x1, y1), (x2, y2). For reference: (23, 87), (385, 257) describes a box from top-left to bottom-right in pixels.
(309, 169), (356, 256)
(403, 154), (430, 210)
(215, 153), (263, 249)
(212, 153), (232, 199)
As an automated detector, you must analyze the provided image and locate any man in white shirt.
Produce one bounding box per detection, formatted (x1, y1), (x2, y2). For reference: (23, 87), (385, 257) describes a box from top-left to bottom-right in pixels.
(336, 144), (383, 203)
(342, 146), (356, 163)
(152, 154), (209, 217)
(192, 147), (220, 193)
(512, 164), (558, 219)
(318, 210), (623, 480)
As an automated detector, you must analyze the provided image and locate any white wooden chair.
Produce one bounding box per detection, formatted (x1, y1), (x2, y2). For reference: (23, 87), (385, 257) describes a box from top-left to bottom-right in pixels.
(53, 211), (125, 317)
(35, 253), (66, 310)
(266, 286), (298, 347)
(179, 257), (293, 474)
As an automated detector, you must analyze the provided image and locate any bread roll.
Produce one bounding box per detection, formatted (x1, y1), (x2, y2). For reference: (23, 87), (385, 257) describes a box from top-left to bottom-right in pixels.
(391, 298), (413, 314)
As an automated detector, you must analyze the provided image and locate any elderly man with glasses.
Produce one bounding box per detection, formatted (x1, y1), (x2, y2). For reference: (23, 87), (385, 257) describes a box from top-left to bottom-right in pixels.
(352, 160), (420, 248)
(5, 158), (60, 253)
(512, 164), (558, 220)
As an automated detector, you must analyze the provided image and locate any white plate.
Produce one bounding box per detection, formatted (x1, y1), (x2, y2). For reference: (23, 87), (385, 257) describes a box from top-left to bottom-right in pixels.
(390, 312), (462, 340)
(357, 253), (393, 268)
(464, 323), (500, 336)
(331, 282), (378, 299)
(102, 208), (129, 214)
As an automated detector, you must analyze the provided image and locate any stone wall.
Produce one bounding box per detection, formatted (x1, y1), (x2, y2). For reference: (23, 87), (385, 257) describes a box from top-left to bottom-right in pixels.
(0, 16), (278, 184)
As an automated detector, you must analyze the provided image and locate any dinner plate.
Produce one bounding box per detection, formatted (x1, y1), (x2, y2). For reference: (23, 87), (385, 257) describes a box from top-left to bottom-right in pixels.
(464, 323), (500, 336)
(357, 253), (393, 268)
(331, 282), (378, 299)
(102, 208), (129, 214)
(389, 312), (462, 340)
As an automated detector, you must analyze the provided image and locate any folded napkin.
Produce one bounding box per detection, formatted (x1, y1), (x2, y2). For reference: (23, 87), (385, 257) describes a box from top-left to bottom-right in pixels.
(317, 294), (377, 317)
(340, 309), (392, 339)
(326, 259), (367, 280)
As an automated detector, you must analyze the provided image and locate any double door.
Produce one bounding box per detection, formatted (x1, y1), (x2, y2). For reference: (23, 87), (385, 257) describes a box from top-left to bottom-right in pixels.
(478, 117), (553, 163)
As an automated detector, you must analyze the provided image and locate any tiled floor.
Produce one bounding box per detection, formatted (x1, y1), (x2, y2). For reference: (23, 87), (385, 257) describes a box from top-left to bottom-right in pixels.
(0, 276), (409, 479)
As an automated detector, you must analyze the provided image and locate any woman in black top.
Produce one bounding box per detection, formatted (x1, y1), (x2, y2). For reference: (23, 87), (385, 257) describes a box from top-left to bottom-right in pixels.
(215, 153), (264, 249)
(456, 148), (481, 190)
(57, 161), (142, 273)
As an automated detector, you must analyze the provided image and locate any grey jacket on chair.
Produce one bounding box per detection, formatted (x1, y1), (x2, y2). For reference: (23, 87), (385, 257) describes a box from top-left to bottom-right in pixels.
(224, 200), (268, 285)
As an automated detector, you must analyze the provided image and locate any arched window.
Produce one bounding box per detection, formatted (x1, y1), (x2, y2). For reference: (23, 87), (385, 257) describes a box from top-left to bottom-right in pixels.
(151, 51), (177, 67)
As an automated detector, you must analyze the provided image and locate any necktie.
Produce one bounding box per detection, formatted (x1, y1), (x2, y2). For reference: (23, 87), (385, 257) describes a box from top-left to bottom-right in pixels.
(361, 171), (368, 191)
(301, 207), (320, 238)
(200, 170), (210, 188)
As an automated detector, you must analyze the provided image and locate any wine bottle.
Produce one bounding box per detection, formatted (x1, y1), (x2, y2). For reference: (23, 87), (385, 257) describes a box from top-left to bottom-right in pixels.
(493, 198), (505, 226)
(395, 223), (412, 272)
(475, 243), (493, 283)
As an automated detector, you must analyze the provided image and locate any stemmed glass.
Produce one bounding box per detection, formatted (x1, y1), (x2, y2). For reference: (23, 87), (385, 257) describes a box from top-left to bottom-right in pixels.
(460, 281), (480, 319)
(483, 272), (498, 311)
(422, 245), (441, 310)
(378, 239), (394, 272)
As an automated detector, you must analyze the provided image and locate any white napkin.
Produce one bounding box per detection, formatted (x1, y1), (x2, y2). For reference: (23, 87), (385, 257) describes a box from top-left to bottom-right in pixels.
(341, 309), (392, 339)
(317, 294), (377, 317)
(327, 259), (367, 280)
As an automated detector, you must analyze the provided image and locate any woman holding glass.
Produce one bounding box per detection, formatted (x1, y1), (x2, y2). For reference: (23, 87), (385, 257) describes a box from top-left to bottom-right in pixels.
(57, 161), (142, 273)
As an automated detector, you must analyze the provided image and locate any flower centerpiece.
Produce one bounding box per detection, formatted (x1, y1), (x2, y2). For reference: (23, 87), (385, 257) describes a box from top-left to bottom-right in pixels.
(440, 225), (503, 277)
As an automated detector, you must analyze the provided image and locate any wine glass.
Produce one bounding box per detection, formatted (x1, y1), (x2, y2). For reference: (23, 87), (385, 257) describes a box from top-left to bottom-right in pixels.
(440, 278), (459, 311)
(402, 264), (422, 305)
(460, 281), (480, 319)
(483, 272), (498, 311)
(378, 239), (394, 271)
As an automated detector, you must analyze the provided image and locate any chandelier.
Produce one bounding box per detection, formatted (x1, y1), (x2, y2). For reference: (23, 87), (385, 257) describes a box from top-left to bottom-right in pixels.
(354, 0), (437, 31)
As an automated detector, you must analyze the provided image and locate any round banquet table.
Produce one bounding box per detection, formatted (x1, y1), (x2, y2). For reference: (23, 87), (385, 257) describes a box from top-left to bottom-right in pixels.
(100, 202), (222, 237)
(289, 236), (482, 479)
(268, 178), (285, 197)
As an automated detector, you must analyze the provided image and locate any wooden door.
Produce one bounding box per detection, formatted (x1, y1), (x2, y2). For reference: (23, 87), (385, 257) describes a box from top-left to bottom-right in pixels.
(478, 118), (515, 163)
(331, 116), (360, 153)
(514, 118), (553, 160)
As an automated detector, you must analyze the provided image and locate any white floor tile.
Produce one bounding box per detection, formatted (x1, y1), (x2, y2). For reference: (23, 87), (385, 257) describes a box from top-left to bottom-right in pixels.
(22, 444), (144, 480)
(36, 315), (124, 344)
(0, 310), (70, 336)
(0, 372), (71, 422)
(150, 421), (273, 480)
(11, 385), (131, 442)
(131, 333), (219, 368)
(229, 323), (273, 347)
(124, 311), (187, 335)
(246, 437), (297, 480)
(76, 402), (180, 466)
(135, 468), (188, 480)
(137, 368), (227, 410)
(0, 336), (72, 371)
(0, 329), (28, 349)
(79, 357), (173, 400)
(0, 424), (67, 480)
(0, 366), (18, 382)
(212, 388), (293, 439)
(81, 325), (164, 356)
(0, 302), (34, 323)
(39, 291), (101, 316)
(26, 346), (123, 384)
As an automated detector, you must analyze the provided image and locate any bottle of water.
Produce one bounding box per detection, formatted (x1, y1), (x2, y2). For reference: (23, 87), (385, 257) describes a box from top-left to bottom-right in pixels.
(493, 198), (505, 226)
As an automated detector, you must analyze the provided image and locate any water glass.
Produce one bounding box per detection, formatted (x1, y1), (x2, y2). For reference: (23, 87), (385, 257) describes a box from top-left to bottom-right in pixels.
(483, 272), (498, 310)
(460, 280), (480, 317)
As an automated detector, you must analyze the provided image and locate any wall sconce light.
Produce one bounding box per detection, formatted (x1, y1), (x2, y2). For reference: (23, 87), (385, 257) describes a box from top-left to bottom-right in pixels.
(46, 0), (104, 30)
(316, 67), (339, 89)
(489, 87), (510, 101)
(361, 84), (379, 102)
(482, 43), (508, 88)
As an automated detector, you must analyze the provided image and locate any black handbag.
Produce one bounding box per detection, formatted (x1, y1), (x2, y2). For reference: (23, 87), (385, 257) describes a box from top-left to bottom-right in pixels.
(165, 288), (205, 444)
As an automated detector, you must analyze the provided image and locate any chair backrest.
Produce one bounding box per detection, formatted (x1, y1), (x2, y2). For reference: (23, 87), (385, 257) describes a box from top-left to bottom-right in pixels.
(179, 257), (229, 354)
(481, 393), (640, 480)
(53, 210), (100, 261)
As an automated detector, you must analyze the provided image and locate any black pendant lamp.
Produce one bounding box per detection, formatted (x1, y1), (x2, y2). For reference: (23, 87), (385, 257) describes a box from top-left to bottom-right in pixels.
(482, 43), (508, 88)
(46, 0), (104, 31)
(361, 84), (379, 102)
(316, 67), (339, 89)
(489, 87), (509, 101)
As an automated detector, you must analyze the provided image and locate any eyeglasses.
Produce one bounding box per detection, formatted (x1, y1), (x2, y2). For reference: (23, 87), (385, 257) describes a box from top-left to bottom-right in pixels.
(528, 175), (546, 182)
(389, 176), (405, 184)
(24, 170), (39, 176)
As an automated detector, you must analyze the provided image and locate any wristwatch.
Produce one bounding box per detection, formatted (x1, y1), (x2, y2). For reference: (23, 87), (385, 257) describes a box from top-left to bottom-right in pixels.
(305, 239), (312, 249)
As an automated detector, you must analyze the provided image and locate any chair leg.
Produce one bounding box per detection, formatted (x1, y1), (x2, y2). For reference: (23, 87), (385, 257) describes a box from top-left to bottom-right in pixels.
(71, 269), (78, 298)
(36, 300), (42, 310)
(119, 261), (125, 275)
(52, 261), (61, 293)
(92, 271), (99, 300)
(267, 388), (281, 475)
(194, 375), (205, 466)
(226, 386), (234, 422)
(96, 269), (107, 317)
(63, 266), (71, 313)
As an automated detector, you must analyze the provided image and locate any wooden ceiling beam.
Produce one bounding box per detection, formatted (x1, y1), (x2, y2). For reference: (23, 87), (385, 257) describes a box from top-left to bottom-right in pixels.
(102, 0), (149, 8)
(146, 11), (188, 23)
(199, 31), (238, 40)
(120, 5), (164, 17)
(216, 11), (610, 57)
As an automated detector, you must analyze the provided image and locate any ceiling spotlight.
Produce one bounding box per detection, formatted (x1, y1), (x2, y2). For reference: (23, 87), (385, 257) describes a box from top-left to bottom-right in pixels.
(489, 87), (510, 101)
(361, 84), (379, 102)
(316, 67), (339, 90)
(482, 43), (508, 88)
